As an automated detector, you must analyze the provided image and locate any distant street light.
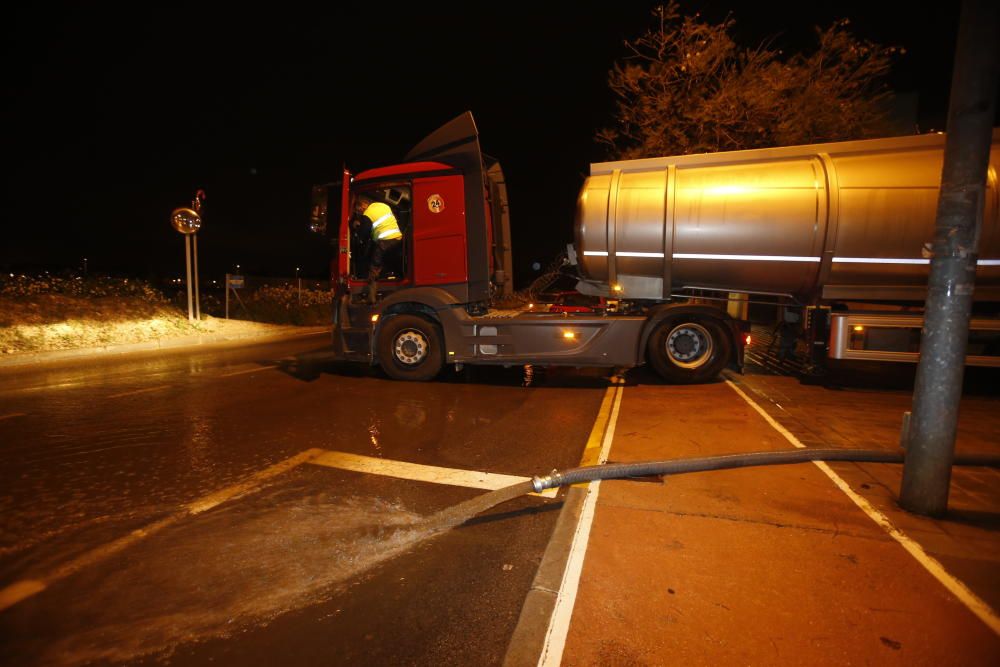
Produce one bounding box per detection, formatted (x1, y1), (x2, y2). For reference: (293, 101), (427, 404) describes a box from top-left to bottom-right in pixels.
(82, 258), (88, 278)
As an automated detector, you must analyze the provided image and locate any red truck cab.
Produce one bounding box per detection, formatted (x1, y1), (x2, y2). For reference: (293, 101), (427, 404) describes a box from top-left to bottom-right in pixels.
(309, 112), (745, 384)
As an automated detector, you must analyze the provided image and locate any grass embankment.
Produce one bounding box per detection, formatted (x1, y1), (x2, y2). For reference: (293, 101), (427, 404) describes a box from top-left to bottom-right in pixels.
(0, 275), (330, 356)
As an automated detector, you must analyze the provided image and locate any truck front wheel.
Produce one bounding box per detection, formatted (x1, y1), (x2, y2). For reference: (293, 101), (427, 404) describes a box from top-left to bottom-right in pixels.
(377, 314), (444, 381)
(647, 317), (731, 383)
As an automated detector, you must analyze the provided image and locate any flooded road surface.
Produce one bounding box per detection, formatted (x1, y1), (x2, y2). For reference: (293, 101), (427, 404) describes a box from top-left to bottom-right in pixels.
(0, 336), (609, 665)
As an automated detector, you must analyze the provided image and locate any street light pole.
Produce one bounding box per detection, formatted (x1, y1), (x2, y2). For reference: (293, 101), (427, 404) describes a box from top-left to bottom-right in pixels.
(900, 0), (999, 516)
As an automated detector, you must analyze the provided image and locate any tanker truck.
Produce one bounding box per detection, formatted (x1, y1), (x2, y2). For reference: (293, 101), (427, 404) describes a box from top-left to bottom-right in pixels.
(309, 112), (1000, 382)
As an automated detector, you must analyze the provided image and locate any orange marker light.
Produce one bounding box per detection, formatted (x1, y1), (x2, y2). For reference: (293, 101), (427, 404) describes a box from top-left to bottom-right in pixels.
(563, 331), (576, 340)
(853, 325), (864, 332)
(371, 314), (380, 323)
(744, 334), (751, 345)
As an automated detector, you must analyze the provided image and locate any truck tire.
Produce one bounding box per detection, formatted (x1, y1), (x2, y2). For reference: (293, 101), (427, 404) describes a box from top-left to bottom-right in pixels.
(377, 314), (444, 381)
(647, 317), (731, 384)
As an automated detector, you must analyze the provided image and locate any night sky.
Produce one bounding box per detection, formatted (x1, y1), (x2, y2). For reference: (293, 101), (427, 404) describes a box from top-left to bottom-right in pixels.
(3, 2), (965, 287)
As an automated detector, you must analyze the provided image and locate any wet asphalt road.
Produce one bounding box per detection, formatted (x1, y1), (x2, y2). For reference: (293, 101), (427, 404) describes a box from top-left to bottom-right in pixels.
(0, 335), (610, 666)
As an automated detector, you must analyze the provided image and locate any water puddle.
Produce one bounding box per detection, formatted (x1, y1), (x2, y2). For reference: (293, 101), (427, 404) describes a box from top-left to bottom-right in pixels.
(15, 481), (534, 666)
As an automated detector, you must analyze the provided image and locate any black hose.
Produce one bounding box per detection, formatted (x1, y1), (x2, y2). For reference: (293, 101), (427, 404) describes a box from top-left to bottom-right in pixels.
(531, 449), (1000, 492)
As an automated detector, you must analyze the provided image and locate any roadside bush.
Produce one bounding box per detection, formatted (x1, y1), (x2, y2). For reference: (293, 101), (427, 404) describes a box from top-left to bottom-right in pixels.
(0, 274), (179, 327)
(226, 284), (331, 326)
(0, 274), (168, 301)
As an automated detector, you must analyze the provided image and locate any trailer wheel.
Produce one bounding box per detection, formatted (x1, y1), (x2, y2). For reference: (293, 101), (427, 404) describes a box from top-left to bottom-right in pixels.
(647, 317), (731, 383)
(377, 314), (444, 381)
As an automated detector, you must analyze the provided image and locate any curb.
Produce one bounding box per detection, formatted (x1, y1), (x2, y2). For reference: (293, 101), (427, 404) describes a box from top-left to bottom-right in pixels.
(503, 487), (587, 667)
(0, 325), (332, 369)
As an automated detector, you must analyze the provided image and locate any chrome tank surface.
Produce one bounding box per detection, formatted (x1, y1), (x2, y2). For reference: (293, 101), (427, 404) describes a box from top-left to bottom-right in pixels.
(575, 130), (1000, 302)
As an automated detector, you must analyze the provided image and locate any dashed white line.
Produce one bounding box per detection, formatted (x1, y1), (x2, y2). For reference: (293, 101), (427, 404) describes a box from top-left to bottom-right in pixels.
(108, 385), (170, 399)
(219, 364), (279, 377)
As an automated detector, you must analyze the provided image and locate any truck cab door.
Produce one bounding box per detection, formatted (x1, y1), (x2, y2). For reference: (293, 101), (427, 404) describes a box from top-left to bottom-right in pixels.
(337, 167), (352, 282)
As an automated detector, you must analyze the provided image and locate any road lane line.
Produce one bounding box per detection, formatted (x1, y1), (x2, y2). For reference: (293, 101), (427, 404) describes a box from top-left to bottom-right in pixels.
(187, 448), (326, 514)
(308, 450), (559, 499)
(0, 580), (47, 610)
(108, 385), (170, 399)
(537, 379), (625, 667)
(0, 448), (325, 612)
(0, 412), (27, 420)
(219, 364), (279, 378)
(725, 378), (1000, 636)
(576, 380), (620, 469)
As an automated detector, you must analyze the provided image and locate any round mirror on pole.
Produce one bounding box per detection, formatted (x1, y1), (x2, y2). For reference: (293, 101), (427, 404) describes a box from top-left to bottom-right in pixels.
(171, 208), (202, 235)
(171, 206), (202, 323)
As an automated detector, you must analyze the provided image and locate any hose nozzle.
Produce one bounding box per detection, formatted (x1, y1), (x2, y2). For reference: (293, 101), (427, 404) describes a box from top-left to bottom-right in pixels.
(532, 471), (563, 493)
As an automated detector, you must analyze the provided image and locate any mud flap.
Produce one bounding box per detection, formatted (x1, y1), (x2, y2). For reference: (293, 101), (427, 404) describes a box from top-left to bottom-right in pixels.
(731, 319), (750, 373)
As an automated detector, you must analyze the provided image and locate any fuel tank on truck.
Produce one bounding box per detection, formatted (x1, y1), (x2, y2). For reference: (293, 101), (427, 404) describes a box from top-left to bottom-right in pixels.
(574, 130), (1000, 303)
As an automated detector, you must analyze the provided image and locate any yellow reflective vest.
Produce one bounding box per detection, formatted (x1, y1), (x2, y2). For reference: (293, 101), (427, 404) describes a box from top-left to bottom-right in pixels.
(363, 202), (402, 241)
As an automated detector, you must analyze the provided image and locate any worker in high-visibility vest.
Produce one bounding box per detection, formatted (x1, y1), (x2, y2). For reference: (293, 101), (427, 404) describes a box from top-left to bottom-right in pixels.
(352, 195), (402, 303)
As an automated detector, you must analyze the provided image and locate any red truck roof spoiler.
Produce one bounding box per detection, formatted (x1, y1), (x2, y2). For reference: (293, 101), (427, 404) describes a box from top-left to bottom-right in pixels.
(404, 111), (511, 301)
(404, 111), (480, 163)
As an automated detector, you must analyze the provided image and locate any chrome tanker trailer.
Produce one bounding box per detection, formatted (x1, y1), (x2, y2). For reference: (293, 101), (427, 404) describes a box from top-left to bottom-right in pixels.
(315, 112), (998, 383)
(572, 129), (1000, 374)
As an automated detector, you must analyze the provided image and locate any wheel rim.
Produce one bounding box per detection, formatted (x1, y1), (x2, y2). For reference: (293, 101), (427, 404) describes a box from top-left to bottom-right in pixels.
(665, 323), (713, 369)
(393, 329), (429, 365)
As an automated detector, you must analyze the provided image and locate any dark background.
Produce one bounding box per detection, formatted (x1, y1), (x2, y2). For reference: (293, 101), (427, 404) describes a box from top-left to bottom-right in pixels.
(2, 2), (966, 287)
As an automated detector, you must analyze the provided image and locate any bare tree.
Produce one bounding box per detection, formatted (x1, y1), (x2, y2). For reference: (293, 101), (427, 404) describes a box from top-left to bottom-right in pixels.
(598, 3), (902, 159)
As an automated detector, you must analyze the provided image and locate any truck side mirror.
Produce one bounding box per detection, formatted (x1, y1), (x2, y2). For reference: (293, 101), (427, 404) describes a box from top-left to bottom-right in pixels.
(309, 185), (328, 234)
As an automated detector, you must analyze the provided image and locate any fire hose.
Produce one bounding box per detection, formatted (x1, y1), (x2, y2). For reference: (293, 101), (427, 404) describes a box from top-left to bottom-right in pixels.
(531, 448), (1000, 493)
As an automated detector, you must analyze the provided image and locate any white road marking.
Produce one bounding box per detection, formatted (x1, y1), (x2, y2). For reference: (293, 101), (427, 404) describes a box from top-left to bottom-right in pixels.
(725, 379), (1000, 636)
(308, 450), (559, 498)
(538, 378), (625, 667)
(219, 364), (279, 377)
(0, 443), (564, 613)
(0, 448), (325, 611)
(108, 385), (170, 399)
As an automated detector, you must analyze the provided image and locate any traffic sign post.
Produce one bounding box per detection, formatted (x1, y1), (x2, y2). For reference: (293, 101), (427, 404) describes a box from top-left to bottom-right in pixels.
(225, 273), (245, 319)
(170, 190), (205, 323)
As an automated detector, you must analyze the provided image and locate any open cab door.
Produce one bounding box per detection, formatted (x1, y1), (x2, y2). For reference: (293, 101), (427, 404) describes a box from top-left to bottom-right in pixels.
(337, 167), (351, 283)
(309, 167), (352, 284)
(311, 168), (360, 358)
